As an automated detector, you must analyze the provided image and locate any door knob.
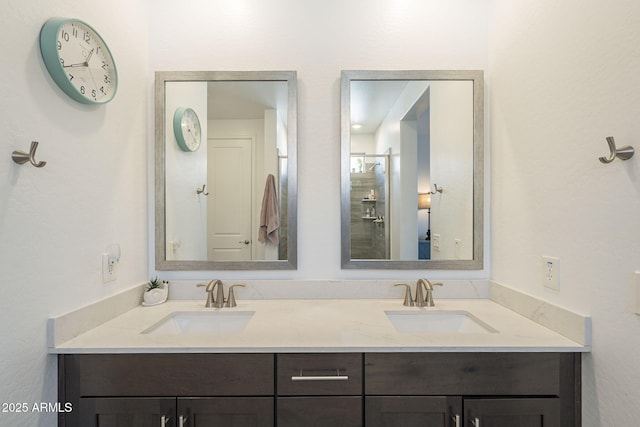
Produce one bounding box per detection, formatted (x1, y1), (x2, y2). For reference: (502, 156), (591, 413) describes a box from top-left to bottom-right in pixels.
(238, 240), (250, 245)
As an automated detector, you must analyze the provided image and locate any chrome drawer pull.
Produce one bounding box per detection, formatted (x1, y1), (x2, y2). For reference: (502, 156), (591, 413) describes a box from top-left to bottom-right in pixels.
(471, 416), (481, 427)
(452, 414), (461, 427)
(291, 369), (349, 381)
(179, 415), (188, 427)
(160, 415), (170, 427)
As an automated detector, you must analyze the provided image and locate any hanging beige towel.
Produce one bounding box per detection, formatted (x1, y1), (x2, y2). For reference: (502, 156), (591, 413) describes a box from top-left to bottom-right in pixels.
(258, 174), (280, 244)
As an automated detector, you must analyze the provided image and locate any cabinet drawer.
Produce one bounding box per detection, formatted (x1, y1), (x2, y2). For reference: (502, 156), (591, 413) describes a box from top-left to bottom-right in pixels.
(277, 397), (362, 427)
(63, 353), (275, 396)
(365, 353), (563, 396)
(277, 353), (362, 395)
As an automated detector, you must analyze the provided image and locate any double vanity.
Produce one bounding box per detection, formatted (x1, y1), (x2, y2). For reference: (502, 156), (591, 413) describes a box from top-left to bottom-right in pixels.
(49, 69), (586, 426)
(51, 281), (588, 427)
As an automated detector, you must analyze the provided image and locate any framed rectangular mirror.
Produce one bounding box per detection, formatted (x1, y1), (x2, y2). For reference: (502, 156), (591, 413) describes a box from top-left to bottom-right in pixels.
(155, 71), (297, 270)
(341, 70), (483, 269)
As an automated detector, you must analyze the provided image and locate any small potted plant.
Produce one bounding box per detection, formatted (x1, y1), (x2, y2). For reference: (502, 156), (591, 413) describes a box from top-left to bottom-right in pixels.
(143, 277), (168, 306)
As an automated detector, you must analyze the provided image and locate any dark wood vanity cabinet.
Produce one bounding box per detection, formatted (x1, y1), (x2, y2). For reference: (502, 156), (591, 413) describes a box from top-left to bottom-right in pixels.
(365, 353), (579, 427)
(58, 354), (275, 427)
(59, 352), (580, 427)
(276, 353), (363, 427)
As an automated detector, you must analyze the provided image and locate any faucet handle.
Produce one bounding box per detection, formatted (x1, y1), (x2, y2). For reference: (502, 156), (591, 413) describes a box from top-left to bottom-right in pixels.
(225, 284), (245, 308)
(394, 283), (414, 307)
(425, 282), (443, 306)
(197, 283), (215, 307)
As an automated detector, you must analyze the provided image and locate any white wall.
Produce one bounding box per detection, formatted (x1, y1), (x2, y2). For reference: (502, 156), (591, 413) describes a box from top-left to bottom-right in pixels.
(488, 0), (640, 425)
(0, 0), (149, 425)
(430, 81), (474, 260)
(149, 0), (489, 281)
(165, 81), (208, 260)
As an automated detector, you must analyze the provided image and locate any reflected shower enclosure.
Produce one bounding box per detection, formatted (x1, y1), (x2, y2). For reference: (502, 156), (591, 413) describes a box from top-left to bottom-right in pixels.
(350, 154), (389, 259)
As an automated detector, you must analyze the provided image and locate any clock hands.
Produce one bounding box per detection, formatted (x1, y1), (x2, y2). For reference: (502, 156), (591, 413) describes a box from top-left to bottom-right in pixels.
(62, 48), (95, 68)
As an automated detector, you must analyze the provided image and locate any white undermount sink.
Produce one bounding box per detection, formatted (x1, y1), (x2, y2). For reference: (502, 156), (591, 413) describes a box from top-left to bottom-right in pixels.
(142, 311), (255, 335)
(385, 310), (497, 334)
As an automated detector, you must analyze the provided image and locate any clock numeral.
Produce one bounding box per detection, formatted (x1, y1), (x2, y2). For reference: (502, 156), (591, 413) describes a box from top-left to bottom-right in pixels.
(72, 26), (78, 38)
(68, 73), (74, 81)
(104, 75), (110, 84)
(61, 30), (70, 42)
(57, 41), (61, 50)
(91, 89), (97, 99)
(80, 86), (85, 95)
(60, 58), (65, 66)
(83, 32), (91, 43)
(100, 86), (106, 94)
(102, 61), (109, 70)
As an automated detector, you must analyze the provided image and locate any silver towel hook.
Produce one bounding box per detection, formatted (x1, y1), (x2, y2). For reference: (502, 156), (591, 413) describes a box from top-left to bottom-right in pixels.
(599, 136), (634, 164)
(12, 141), (47, 168)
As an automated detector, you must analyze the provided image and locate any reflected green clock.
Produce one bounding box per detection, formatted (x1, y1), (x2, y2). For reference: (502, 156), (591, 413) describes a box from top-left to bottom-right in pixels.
(39, 17), (118, 104)
(173, 107), (202, 152)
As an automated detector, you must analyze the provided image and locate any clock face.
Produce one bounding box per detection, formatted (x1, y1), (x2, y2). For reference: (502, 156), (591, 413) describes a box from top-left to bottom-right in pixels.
(40, 18), (118, 104)
(173, 107), (202, 152)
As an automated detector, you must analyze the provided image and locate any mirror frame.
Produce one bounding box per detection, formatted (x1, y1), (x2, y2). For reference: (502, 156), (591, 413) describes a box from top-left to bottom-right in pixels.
(341, 70), (484, 270)
(155, 71), (298, 270)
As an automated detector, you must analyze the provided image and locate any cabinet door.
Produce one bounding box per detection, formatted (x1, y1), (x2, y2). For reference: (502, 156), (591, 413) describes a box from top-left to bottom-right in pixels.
(179, 397), (274, 427)
(79, 397), (175, 427)
(366, 396), (462, 427)
(464, 398), (560, 427)
(277, 396), (362, 427)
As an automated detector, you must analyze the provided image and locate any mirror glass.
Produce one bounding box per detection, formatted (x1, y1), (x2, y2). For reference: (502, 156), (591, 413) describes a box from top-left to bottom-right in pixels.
(155, 71), (297, 270)
(341, 70), (483, 269)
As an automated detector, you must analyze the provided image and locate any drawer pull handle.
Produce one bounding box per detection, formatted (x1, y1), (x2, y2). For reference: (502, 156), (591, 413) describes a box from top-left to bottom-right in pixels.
(471, 416), (481, 427)
(179, 415), (188, 427)
(452, 414), (461, 427)
(160, 415), (170, 427)
(291, 369), (349, 381)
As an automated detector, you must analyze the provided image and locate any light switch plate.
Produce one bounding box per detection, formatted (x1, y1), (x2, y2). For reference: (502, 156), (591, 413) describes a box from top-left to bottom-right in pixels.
(634, 271), (640, 315)
(432, 234), (441, 252)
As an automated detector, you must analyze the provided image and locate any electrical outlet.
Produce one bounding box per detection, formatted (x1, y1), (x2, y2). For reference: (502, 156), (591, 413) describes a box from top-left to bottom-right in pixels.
(542, 256), (559, 290)
(102, 253), (118, 283)
(432, 234), (441, 251)
(454, 238), (462, 259)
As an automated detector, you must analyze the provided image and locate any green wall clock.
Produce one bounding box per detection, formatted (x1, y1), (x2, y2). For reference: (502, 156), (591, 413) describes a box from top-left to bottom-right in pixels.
(173, 107), (202, 152)
(40, 17), (118, 104)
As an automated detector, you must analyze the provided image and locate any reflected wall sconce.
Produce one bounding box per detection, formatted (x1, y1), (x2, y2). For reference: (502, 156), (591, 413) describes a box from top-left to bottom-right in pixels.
(599, 136), (634, 164)
(418, 193), (431, 241)
(427, 184), (444, 194)
(196, 184), (209, 196)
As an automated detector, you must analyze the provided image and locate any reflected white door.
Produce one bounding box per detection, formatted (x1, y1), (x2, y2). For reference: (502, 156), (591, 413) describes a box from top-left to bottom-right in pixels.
(207, 138), (253, 261)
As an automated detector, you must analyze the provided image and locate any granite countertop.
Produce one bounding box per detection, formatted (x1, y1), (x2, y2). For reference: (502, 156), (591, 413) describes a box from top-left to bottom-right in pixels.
(49, 298), (588, 354)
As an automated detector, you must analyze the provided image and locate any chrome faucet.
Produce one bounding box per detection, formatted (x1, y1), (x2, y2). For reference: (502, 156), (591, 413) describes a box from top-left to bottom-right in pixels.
(415, 278), (443, 307)
(197, 279), (225, 308)
(395, 279), (443, 307)
(197, 280), (245, 308)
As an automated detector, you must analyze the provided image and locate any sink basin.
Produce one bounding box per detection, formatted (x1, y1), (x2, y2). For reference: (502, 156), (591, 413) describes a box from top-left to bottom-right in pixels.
(385, 310), (497, 333)
(142, 311), (255, 335)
